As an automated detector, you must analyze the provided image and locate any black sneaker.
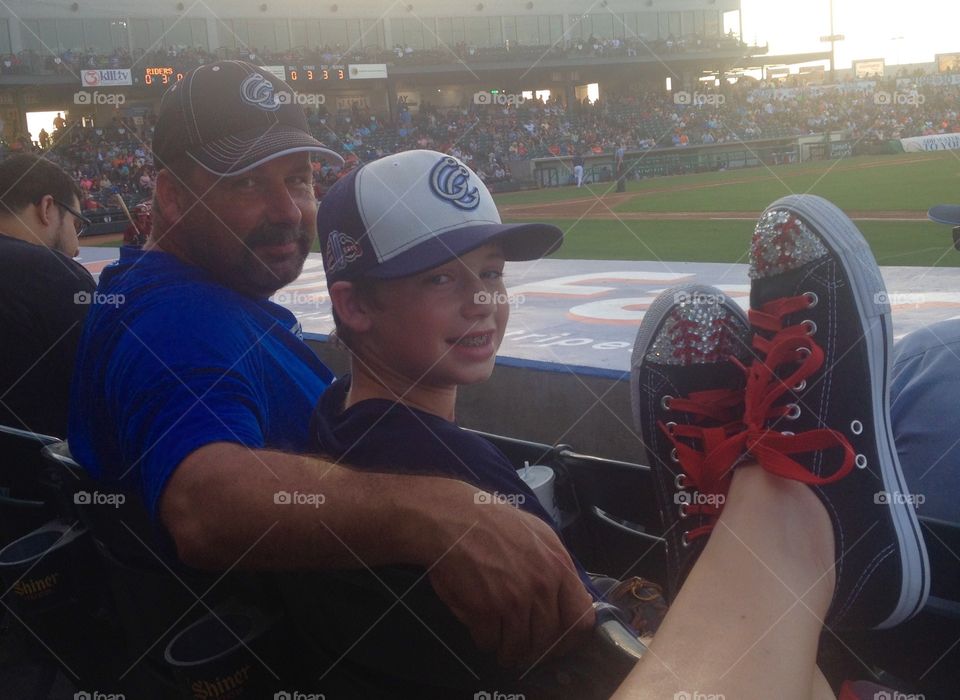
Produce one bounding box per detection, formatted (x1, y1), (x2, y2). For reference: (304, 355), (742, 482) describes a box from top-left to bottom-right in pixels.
(745, 194), (929, 630)
(631, 284), (753, 602)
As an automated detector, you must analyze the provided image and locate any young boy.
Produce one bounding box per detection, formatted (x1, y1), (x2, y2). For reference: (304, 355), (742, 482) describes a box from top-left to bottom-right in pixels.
(308, 150), (641, 697)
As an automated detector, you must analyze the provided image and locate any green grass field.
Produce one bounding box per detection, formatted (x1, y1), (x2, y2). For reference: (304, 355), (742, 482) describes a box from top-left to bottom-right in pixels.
(495, 152), (960, 267)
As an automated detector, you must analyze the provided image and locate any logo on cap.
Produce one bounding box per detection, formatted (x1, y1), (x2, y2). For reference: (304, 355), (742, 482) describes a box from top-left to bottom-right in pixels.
(240, 72), (281, 112)
(326, 230), (363, 274)
(429, 156), (480, 210)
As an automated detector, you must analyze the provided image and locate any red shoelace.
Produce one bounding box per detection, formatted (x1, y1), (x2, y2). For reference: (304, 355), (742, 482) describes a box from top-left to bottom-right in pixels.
(658, 293), (857, 543)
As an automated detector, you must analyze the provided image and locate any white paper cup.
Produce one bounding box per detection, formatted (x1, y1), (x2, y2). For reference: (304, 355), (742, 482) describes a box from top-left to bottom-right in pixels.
(518, 464), (561, 526)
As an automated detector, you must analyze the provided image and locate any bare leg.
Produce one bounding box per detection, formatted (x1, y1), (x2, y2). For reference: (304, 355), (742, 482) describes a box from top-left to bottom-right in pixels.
(613, 464), (837, 700)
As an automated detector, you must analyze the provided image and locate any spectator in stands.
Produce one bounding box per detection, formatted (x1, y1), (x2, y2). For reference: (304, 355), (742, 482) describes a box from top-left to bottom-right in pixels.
(0, 154), (95, 437)
(68, 62), (594, 673)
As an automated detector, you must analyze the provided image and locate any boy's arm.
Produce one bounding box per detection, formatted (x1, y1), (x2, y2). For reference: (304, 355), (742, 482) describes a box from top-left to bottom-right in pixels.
(160, 441), (595, 666)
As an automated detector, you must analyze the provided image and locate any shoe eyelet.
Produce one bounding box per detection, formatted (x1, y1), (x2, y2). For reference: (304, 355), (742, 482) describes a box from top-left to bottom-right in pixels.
(665, 421), (677, 435)
(785, 403), (801, 420)
(681, 531), (692, 548)
(670, 448), (680, 463)
(678, 503), (690, 518)
(803, 291), (818, 308)
(661, 395), (673, 410)
(781, 431), (795, 437)
(802, 319), (817, 336)
(793, 379), (807, 392)
(675, 473), (688, 489)
(796, 346), (812, 360)
(850, 420), (863, 435)
(855, 454), (868, 469)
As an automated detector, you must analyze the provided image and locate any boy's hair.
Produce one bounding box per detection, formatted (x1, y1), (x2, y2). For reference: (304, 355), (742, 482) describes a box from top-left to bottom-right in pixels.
(330, 274), (383, 350)
(0, 155), (82, 216)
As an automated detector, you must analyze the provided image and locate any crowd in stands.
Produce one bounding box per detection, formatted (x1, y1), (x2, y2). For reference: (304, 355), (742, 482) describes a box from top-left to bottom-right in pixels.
(4, 73), (958, 210)
(2, 31), (748, 77)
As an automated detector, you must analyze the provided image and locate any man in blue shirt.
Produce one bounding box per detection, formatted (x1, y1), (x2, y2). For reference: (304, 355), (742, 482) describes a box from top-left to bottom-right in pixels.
(69, 61), (594, 668)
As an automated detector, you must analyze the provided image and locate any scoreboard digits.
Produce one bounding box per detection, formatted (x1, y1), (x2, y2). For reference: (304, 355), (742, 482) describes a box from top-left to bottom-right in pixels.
(144, 66), (184, 87)
(285, 65), (348, 84)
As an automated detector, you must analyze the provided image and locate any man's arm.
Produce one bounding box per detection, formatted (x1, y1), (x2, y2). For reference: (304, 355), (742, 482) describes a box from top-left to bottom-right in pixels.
(160, 442), (595, 666)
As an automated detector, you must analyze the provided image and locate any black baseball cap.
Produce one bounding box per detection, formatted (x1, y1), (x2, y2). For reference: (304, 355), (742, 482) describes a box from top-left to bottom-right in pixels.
(152, 60), (342, 176)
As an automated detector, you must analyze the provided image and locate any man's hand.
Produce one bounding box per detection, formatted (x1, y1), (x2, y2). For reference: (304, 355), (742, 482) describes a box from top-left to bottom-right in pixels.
(424, 497), (595, 668)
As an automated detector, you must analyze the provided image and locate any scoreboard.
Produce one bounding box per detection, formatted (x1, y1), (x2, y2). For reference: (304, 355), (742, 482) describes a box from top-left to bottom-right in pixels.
(284, 65), (348, 84)
(142, 66), (185, 87)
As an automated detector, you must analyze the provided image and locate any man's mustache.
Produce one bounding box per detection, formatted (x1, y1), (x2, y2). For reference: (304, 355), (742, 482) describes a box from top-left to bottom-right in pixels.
(246, 223), (307, 249)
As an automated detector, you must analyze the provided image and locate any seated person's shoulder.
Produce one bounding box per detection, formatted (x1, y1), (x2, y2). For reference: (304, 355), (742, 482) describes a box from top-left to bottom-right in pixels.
(312, 377), (505, 477)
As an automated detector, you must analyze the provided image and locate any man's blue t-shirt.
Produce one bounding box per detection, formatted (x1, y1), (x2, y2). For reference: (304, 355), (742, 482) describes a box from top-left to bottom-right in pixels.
(68, 247), (333, 523)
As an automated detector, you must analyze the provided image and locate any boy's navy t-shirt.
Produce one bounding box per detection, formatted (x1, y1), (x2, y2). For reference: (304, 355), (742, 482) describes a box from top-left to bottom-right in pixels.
(68, 247), (334, 523)
(310, 375), (597, 593)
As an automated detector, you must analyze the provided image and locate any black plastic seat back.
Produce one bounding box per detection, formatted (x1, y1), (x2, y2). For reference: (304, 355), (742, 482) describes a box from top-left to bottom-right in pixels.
(0, 425), (61, 544)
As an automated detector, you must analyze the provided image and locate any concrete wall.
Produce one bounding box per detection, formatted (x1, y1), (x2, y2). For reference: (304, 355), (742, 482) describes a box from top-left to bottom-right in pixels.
(307, 336), (647, 465)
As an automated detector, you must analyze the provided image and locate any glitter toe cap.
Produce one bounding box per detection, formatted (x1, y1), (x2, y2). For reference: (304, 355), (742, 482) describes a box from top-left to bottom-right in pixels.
(749, 208), (829, 280)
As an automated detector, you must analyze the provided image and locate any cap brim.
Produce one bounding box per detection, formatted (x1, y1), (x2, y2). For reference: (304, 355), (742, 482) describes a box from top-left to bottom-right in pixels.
(928, 205), (960, 226)
(366, 222), (563, 280)
(189, 124), (343, 176)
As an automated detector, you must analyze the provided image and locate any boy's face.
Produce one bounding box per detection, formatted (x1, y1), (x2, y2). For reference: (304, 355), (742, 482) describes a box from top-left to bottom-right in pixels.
(359, 243), (509, 391)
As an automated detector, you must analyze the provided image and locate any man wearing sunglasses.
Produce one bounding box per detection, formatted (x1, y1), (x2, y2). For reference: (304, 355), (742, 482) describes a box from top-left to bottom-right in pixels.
(0, 154), (96, 437)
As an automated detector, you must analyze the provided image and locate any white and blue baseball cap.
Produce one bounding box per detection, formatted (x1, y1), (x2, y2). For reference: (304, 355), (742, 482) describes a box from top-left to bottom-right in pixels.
(317, 150), (562, 283)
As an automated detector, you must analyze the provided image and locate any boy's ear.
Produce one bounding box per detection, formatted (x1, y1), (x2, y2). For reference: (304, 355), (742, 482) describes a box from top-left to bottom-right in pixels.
(329, 281), (374, 334)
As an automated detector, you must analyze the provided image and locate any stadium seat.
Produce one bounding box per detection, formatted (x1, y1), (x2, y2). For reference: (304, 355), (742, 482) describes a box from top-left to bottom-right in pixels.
(0, 425), (61, 546)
